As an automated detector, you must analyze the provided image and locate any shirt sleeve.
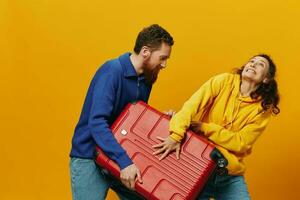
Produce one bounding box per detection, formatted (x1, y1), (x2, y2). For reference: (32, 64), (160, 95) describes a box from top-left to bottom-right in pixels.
(200, 111), (271, 154)
(169, 73), (229, 142)
(88, 72), (133, 170)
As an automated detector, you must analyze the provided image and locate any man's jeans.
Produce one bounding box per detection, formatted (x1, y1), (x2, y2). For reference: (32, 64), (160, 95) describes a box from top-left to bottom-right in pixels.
(70, 157), (145, 200)
(197, 171), (251, 200)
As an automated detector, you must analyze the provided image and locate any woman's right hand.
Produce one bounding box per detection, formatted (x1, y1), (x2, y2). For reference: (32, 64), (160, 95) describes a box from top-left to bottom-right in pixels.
(152, 136), (181, 160)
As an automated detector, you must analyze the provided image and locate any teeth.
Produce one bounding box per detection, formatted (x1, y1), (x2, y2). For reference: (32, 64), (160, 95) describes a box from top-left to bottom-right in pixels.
(246, 69), (255, 73)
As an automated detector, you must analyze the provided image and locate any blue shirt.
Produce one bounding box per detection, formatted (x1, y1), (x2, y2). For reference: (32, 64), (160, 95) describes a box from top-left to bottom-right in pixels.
(70, 53), (152, 169)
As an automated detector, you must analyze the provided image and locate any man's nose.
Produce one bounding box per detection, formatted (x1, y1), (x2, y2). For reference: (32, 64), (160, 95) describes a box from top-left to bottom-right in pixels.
(160, 61), (167, 69)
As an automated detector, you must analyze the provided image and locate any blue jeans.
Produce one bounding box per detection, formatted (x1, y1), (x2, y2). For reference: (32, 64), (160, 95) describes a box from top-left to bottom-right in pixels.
(70, 157), (145, 200)
(197, 171), (251, 200)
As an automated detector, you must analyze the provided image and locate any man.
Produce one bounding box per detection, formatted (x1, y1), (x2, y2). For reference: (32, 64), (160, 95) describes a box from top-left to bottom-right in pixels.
(70, 24), (174, 200)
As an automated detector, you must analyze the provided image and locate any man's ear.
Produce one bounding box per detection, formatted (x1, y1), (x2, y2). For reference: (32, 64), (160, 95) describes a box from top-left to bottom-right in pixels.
(140, 46), (151, 59)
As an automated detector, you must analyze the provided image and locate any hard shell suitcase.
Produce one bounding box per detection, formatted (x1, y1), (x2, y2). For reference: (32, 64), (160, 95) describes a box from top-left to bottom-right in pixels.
(95, 101), (227, 200)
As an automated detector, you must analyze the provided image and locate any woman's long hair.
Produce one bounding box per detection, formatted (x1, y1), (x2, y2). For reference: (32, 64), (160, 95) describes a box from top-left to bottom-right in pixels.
(236, 54), (280, 115)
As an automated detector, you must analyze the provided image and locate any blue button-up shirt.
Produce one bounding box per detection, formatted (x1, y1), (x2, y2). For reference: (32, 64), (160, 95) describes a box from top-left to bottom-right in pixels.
(70, 53), (152, 169)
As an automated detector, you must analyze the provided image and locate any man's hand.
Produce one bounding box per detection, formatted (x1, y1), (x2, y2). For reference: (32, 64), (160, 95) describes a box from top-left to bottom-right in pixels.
(120, 164), (142, 190)
(152, 136), (181, 160)
(163, 109), (176, 117)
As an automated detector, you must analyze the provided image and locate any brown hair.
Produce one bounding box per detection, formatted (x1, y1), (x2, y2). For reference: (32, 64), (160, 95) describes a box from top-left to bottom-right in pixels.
(134, 24), (174, 54)
(236, 54), (280, 115)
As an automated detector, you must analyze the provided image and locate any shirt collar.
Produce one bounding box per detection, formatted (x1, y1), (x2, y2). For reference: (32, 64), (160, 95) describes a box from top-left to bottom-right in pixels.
(119, 52), (140, 78)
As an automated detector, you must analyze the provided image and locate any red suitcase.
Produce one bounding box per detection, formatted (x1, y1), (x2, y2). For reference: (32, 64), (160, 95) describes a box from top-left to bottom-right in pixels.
(95, 101), (227, 200)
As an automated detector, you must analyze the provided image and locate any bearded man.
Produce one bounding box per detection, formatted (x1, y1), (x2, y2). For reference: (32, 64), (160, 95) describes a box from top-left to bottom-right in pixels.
(69, 24), (174, 200)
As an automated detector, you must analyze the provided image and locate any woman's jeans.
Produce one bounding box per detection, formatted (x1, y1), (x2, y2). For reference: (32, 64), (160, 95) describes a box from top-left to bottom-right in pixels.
(197, 171), (251, 200)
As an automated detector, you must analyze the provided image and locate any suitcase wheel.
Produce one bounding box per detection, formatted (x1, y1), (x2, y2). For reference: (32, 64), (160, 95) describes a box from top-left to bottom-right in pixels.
(210, 149), (228, 168)
(217, 157), (228, 168)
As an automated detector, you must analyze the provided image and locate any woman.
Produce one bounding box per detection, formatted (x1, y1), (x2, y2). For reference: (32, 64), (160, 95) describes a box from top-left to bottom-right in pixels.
(153, 54), (280, 199)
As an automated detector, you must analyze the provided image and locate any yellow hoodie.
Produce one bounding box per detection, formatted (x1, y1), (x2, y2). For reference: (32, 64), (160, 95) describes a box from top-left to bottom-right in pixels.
(169, 73), (271, 175)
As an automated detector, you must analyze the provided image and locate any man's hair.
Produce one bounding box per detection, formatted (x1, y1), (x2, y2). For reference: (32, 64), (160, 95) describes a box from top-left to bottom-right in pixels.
(134, 24), (174, 54)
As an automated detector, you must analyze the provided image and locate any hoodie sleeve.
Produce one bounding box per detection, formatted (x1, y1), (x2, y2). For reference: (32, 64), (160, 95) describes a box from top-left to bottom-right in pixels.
(200, 111), (271, 154)
(88, 71), (133, 170)
(169, 73), (230, 142)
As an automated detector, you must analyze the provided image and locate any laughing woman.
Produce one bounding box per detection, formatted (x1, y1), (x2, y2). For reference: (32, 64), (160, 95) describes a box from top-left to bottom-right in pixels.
(153, 54), (280, 200)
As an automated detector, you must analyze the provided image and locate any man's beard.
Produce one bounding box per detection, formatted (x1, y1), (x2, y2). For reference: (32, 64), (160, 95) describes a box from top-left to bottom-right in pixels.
(143, 64), (160, 85)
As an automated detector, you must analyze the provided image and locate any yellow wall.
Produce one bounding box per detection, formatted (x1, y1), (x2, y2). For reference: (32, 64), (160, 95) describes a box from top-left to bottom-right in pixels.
(1, 0), (299, 199)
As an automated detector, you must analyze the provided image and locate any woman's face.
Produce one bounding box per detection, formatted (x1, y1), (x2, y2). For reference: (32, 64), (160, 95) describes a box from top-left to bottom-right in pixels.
(242, 56), (270, 84)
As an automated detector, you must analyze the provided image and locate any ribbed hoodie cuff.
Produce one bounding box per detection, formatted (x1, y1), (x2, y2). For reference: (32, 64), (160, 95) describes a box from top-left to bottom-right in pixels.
(117, 153), (133, 170)
(170, 132), (183, 142)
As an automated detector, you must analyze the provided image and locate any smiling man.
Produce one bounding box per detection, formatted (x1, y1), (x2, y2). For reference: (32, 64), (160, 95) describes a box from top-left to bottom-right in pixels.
(69, 24), (174, 200)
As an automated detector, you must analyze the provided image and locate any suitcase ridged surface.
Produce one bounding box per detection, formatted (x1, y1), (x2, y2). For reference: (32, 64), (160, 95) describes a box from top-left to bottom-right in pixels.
(95, 101), (217, 200)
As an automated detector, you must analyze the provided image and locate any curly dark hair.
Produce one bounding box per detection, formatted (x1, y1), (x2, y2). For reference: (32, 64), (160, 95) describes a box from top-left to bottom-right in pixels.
(236, 54), (280, 115)
(134, 24), (174, 54)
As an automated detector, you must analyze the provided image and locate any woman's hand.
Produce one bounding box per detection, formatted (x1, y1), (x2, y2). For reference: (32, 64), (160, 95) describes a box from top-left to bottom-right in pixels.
(152, 136), (181, 160)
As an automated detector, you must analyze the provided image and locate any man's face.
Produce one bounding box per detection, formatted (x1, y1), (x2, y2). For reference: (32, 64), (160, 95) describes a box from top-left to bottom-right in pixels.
(142, 43), (172, 84)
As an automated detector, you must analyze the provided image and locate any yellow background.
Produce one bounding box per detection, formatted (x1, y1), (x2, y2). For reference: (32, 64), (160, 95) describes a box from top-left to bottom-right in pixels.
(1, 0), (299, 199)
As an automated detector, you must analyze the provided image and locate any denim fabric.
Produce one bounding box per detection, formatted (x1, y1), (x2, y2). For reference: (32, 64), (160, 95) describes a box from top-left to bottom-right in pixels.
(70, 158), (145, 200)
(197, 171), (251, 200)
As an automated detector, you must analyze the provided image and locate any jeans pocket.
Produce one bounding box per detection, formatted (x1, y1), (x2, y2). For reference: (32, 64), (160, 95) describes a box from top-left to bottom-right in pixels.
(70, 158), (88, 177)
